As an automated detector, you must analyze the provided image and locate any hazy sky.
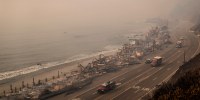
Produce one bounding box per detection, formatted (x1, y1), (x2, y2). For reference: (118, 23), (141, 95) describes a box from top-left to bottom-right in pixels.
(0, 0), (180, 33)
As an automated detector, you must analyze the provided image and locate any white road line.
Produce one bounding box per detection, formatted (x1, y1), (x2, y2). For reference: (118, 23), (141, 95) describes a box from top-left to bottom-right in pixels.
(134, 89), (140, 93)
(92, 92), (97, 95)
(119, 78), (125, 82)
(142, 87), (150, 92)
(134, 68), (154, 79)
(163, 69), (178, 82)
(132, 86), (150, 92)
(132, 86), (140, 89)
(164, 50), (181, 63)
(167, 68), (171, 71)
(152, 77), (157, 81)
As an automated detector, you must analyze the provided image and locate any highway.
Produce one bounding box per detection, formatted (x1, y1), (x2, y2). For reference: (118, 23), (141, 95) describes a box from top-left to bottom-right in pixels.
(50, 25), (200, 100)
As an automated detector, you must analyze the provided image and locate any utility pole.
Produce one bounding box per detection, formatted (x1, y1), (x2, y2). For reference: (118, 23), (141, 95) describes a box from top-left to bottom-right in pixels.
(183, 50), (186, 63)
(153, 40), (155, 52)
(58, 71), (60, 78)
(10, 84), (13, 93)
(33, 77), (35, 86)
(22, 81), (25, 88)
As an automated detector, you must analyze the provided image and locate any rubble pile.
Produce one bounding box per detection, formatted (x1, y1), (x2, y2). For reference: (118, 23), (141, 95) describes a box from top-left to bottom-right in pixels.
(145, 25), (171, 51)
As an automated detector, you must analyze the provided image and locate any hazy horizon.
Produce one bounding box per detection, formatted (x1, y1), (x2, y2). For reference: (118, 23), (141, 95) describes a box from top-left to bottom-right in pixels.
(0, 0), (181, 34)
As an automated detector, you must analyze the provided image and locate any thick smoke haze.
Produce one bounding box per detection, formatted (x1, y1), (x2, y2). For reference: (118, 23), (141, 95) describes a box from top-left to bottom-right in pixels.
(0, 0), (180, 34)
(171, 0), (200, 23)
(0, 0), (200, 46)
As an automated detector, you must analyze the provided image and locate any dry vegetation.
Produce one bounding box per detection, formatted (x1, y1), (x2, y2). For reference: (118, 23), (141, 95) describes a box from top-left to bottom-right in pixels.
(151, 68), (200, 100)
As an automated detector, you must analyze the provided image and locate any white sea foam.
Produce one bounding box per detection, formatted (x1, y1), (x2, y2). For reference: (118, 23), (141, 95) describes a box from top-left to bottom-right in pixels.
(0, 48), (119, 81)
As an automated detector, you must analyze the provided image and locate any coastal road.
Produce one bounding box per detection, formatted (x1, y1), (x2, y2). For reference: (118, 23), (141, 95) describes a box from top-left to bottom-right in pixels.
(50, 25), (200, 100)
(74, 32), (199, 100)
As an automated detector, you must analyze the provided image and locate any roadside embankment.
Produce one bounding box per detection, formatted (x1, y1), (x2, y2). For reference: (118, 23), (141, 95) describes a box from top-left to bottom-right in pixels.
(150, 52), (200, 100)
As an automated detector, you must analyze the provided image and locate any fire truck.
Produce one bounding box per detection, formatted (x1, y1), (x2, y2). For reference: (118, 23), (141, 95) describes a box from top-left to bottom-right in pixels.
(151, 56), (162, 66)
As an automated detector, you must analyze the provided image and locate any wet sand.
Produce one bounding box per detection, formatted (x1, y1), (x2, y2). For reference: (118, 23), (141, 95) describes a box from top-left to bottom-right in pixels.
(0, 50), (117, 95)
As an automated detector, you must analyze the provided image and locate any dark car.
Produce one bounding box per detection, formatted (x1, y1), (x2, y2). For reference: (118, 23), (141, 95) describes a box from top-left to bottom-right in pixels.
(97, 81), (116, 94)
(145, 59), (152, 64)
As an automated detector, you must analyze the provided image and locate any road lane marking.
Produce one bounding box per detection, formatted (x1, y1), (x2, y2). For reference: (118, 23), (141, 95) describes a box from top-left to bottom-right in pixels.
(152, 77), (157, 81)
(142, 87), (150, 92)
(132, 86), (140, 89)
(163, 50), (182, 63)
(163, 69), (179, 83)
(134, 68), (154, 79)
(119, 78), (125, 82)
(134, 89), (140, 93)
(116, 83), (122, 86)
(167, 68), (171, 70)
(132, 86), (150, 93)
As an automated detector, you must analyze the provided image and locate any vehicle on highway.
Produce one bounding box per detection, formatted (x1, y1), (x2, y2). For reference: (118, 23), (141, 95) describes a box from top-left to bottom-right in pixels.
(145, 59), (152, 64)
(151, 56), (162, 67)
(180, 36), (185, 40)
(97, 81), (116, 94)
(176, 40), (183, 48)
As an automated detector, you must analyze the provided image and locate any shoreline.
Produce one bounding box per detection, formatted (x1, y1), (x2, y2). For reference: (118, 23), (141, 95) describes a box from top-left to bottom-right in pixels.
(0, 49), (117, 94)
(0, 49), (119, 80)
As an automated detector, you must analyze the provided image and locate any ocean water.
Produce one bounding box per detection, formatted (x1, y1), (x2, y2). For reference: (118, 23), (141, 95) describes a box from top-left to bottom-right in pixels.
(0, 32), (120, 70)
(0, 30), (124, 80)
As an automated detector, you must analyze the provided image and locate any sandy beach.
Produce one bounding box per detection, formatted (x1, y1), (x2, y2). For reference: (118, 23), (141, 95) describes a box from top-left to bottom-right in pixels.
(0, 50), (117, 95)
